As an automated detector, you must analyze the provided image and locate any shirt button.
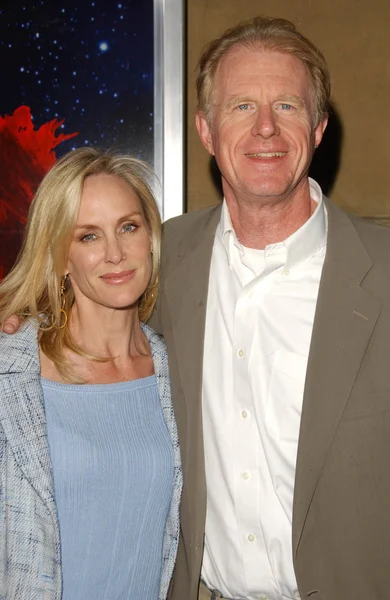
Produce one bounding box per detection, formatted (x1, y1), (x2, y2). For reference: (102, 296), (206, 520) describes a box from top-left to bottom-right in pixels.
(237, 348), (245, 358)
(247, 533), (255, 542)
(283, 268), (290, 276)
(241, 410), (248, 419)
(259, 595), (268, 600)
(241, 472), (250, 480)
(248, 291), (253, 299)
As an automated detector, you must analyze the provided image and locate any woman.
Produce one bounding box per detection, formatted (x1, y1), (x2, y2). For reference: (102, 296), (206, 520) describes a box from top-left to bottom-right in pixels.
(0, 148), (182, 599)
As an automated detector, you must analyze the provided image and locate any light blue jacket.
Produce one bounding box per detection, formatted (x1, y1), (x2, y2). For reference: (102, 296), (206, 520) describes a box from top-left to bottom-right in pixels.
(0, 320), (182, 600)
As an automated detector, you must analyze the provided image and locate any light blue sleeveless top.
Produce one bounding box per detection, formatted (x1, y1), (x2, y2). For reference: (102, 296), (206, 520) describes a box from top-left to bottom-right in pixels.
(41, 375), (174, 600)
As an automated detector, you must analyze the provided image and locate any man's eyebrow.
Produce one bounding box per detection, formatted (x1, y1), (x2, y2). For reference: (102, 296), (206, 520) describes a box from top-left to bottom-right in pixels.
(220, 94), (307, 110)
(276, 94), (306, 106)
(221, 96), (253, 109)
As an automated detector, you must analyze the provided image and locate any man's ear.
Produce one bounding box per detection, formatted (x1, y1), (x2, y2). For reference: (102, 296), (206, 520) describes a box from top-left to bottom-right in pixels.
(195, 112), (215, 156)
(314, 114), (328, 148)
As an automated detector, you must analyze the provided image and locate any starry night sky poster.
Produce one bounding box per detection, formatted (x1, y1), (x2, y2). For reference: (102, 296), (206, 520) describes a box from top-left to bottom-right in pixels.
(0, 0), (154, 278)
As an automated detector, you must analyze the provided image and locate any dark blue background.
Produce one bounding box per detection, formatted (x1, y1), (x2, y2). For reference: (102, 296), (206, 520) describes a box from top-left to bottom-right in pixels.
(0, 0), (154, 163)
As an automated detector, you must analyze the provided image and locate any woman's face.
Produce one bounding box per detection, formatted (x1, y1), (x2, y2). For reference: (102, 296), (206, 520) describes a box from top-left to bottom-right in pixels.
(66, 173), (152, 312)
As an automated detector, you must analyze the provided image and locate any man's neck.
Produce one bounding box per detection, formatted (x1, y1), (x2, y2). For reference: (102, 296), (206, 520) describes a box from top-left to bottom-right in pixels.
(225, 184), (314, 250)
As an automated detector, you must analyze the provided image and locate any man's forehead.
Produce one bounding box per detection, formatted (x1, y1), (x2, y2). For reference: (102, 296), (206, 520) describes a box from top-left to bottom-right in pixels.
(217, 44), (307, 74)
(212, 46), (313, 100)
(214, 49), (310, 91)
(207, 46), (316, 122)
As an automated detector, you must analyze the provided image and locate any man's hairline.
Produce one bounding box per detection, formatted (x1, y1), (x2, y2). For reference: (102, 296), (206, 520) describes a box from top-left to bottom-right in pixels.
(198, 45), (324, 131)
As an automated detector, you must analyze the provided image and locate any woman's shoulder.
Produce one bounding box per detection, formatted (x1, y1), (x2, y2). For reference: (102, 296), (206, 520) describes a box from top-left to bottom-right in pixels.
(0, 319), (40, 375)
(141, 322), (167, 356)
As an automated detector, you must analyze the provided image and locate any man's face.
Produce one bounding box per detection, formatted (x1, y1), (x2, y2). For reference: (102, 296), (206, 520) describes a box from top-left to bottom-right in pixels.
(196, 46), (327, 207)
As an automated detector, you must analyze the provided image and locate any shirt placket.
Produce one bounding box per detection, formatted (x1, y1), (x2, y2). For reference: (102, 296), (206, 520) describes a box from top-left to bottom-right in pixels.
(232, 247), (286, 599)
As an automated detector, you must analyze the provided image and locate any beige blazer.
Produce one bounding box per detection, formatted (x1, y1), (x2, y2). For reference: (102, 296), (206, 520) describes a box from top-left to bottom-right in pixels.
(152, 200), (390, 600)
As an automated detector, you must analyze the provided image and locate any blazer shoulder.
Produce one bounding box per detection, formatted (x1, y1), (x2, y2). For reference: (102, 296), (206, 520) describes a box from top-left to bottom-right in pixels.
(162, 205), (221, 246)
(326, 200), (390, 262)
(347, 212), (390, 263)
(0, 319), (40, 375)
(328, 205), (390, 303)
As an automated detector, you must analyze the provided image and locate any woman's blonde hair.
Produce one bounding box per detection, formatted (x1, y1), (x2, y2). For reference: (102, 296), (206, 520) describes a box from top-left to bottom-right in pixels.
(0, 147), (161, 380)
(196, 16), (331, 127)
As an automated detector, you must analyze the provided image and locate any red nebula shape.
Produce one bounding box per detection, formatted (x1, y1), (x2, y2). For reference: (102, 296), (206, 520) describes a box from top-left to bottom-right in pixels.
(0, 105), (78, 277)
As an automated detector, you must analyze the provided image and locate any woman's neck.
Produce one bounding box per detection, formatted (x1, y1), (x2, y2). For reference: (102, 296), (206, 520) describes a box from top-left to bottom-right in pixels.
(39, 303), (153, 384)
(68, 302), (148, 360)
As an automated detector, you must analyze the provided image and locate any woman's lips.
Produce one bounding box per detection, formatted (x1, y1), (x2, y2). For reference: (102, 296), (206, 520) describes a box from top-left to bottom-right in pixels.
(100, 270), (135, 284)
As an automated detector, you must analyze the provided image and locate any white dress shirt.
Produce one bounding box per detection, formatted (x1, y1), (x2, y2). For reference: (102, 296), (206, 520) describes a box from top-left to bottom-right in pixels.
(201, 179), (328, 600)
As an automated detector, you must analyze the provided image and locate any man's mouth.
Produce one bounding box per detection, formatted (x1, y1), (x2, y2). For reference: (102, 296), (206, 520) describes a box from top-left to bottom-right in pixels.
(245, 151), (287, 158)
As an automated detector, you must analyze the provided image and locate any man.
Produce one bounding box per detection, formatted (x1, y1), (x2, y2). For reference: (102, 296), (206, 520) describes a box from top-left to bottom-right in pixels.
(4, 16), (390, 600)
(152, 16), (390, 600)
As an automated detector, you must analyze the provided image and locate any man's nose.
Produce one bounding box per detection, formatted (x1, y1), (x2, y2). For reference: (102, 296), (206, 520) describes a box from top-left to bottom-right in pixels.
(251, 106), (280, 139)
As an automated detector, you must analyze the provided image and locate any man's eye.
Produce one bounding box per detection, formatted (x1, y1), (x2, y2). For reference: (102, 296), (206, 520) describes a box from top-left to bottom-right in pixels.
(280, 103), (293, 110)
(237, 104), (250, 111)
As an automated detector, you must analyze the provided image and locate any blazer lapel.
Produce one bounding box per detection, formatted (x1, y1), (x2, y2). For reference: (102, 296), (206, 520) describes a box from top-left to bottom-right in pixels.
(293, 203), (382, 555)
(160, 207), (221, 548)
(0, 322), (58, 523)
(162, 206), (221, 415)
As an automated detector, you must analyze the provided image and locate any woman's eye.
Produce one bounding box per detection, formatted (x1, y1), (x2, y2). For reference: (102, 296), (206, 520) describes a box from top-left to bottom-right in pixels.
(122, 223), (137, 233)
(80, 233), (97, 242)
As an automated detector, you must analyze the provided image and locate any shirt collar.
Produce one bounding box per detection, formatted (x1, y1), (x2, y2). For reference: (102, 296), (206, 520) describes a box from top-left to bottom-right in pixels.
(218, 178), (327, 270)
